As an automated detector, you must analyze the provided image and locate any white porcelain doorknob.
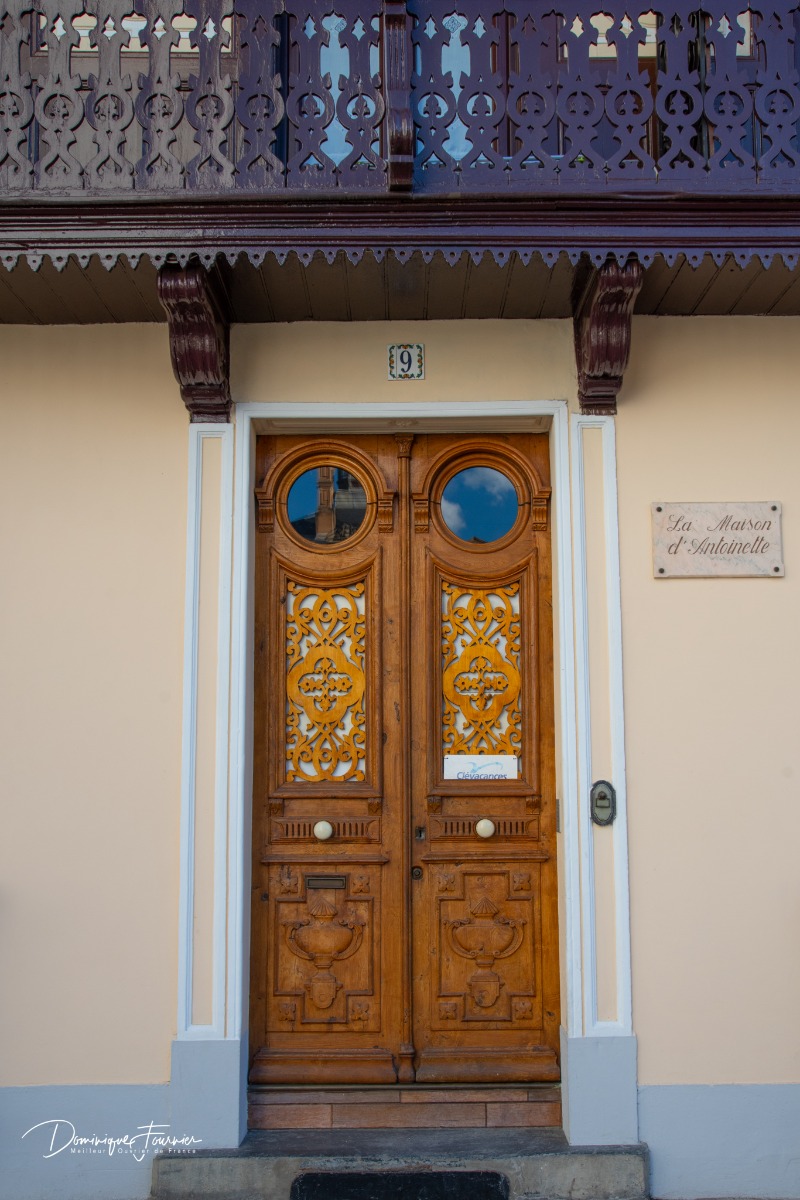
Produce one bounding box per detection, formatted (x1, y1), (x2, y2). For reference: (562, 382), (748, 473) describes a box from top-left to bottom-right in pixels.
(475, 818), (496, 839)
(313, 820), (334, 841)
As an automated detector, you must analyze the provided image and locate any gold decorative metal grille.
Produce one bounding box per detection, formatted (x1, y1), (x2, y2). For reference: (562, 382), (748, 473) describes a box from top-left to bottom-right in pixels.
(285, 581), (366, 783)
(442, 582), (521, 756)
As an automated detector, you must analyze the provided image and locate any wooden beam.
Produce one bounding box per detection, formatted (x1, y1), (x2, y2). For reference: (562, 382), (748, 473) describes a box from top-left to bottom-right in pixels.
(573, 259), (644, 416)
(2, 196), (800, 273)
(158, 262), (232, 423)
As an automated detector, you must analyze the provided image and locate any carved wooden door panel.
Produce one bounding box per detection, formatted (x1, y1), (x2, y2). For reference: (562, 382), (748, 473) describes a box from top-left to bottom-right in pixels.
(408, 435), (560, 1082)
(249, 433), (559, 1087)
(250, 434), (407, 1085)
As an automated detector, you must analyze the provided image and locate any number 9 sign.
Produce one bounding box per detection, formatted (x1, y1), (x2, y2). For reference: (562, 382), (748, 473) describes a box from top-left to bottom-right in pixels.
(388, 343), (425, 381)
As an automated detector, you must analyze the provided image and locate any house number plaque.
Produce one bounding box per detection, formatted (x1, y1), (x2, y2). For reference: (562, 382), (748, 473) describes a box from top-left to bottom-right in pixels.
(652, 502), (784, 578)
(388, 344), (424, 381)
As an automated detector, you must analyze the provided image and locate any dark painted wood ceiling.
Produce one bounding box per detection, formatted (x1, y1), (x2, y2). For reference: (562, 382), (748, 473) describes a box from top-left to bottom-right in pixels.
(2, 251), (800, 325)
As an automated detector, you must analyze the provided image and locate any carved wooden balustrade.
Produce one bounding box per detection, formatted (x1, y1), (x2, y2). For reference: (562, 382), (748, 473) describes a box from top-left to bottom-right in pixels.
(1, 0), (799, 198)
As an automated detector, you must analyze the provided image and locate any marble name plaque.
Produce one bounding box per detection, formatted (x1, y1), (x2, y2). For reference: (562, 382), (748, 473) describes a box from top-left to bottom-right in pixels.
(652, 502), (784, 578)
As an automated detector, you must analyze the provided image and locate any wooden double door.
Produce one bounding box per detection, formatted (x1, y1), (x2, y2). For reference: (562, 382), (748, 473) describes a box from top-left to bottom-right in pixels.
(249, 432), (559, 1087)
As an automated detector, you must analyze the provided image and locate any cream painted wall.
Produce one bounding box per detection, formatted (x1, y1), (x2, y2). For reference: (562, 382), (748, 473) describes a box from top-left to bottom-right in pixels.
(233, 320), (575, 405)
(619, 317), (800, 1085)
(236, 315), (800, 1088)
(0, 326), (187, 1085)
(5, 313), (796, 1094)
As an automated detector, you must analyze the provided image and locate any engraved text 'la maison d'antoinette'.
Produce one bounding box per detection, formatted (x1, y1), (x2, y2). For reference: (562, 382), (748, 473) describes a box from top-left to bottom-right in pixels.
(651, 503), (784, 578)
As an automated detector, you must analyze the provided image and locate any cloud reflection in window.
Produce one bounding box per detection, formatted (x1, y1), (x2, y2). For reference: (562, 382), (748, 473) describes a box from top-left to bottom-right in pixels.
(441, 466), (518, 543)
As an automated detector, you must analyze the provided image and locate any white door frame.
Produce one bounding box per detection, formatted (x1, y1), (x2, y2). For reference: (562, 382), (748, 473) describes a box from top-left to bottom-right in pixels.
(171, 399), (638, 1147)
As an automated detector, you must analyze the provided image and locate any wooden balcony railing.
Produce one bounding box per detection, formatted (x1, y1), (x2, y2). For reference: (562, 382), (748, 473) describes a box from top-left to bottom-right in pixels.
(1, 0), (799, 199)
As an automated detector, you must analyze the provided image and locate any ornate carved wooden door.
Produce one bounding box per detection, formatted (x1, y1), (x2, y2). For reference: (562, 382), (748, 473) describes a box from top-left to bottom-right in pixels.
(249, 433), (559, 1087)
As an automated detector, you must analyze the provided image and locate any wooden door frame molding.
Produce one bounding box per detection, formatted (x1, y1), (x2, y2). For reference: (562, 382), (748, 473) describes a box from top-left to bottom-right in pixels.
(170, 398), (638, 1148)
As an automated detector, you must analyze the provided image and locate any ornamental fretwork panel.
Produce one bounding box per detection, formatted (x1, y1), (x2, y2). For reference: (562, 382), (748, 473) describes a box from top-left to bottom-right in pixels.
(441, 580), (521, 757)
(285, 579), (367, 784)
(1, 1), (800, 197)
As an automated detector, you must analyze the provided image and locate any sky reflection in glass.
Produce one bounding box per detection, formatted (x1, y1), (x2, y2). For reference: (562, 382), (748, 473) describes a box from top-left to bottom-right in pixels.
(441, 467), (518, 543)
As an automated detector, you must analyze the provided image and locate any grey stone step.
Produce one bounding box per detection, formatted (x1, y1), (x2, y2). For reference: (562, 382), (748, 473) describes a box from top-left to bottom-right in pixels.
(152, 1129), (649, 1200)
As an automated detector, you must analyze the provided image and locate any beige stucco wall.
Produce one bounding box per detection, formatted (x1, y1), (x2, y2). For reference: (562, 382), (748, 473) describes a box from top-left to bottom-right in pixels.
(0, 325), (187, 1085)
(236, 316), (800, 1088)
(233, 319), (575, 404)
(619, 316), (800, 1085)
(4, 314), (797, 1093)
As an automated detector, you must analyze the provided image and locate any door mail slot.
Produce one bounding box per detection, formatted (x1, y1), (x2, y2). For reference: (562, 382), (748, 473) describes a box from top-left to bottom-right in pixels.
(306, 875), (347, 889)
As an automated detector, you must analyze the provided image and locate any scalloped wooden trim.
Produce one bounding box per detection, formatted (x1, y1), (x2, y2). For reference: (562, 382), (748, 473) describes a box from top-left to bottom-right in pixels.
(3, 195), (800, 277)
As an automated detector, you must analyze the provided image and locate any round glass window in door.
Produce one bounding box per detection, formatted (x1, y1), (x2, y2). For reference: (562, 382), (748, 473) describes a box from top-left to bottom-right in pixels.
(287, 466), (368, 544)
(440, 466), (518, 544)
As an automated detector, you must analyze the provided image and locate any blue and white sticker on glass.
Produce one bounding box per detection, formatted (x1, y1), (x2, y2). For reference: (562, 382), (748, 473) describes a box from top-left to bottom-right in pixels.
(443, 755), (519, 781)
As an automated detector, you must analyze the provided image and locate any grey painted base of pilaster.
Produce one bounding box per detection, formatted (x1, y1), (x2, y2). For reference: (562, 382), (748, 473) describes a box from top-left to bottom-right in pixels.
(561, 1027), (640, 1145)
(0, 1083), (169, 1200)
(639, 1083), (800, 1199)
(169, 1037), (246, 1147)
(0, 1041), (246, 1200)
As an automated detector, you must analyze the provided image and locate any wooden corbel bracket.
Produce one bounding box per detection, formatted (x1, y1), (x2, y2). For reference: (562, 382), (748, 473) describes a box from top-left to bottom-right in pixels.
(573, 258), (644, 415)
(158, 262), (232, 423)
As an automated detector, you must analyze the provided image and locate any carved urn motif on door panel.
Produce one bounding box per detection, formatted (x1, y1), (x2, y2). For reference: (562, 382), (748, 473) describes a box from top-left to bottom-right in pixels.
(448, 893), (524, 1010)
(269, 870), (379, 1032)
(286, 894), (364, 1010)
(434, 870), (539, 1027)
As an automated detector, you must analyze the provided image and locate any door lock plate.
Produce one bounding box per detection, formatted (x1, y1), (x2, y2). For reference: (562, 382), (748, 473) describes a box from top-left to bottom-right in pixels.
(590, 779), (616, 826)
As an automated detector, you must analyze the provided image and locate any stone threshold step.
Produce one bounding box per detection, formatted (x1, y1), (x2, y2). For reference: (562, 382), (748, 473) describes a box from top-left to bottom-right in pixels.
(152, 1129), (649, 1200)
(248, 1085), (562, 1130)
